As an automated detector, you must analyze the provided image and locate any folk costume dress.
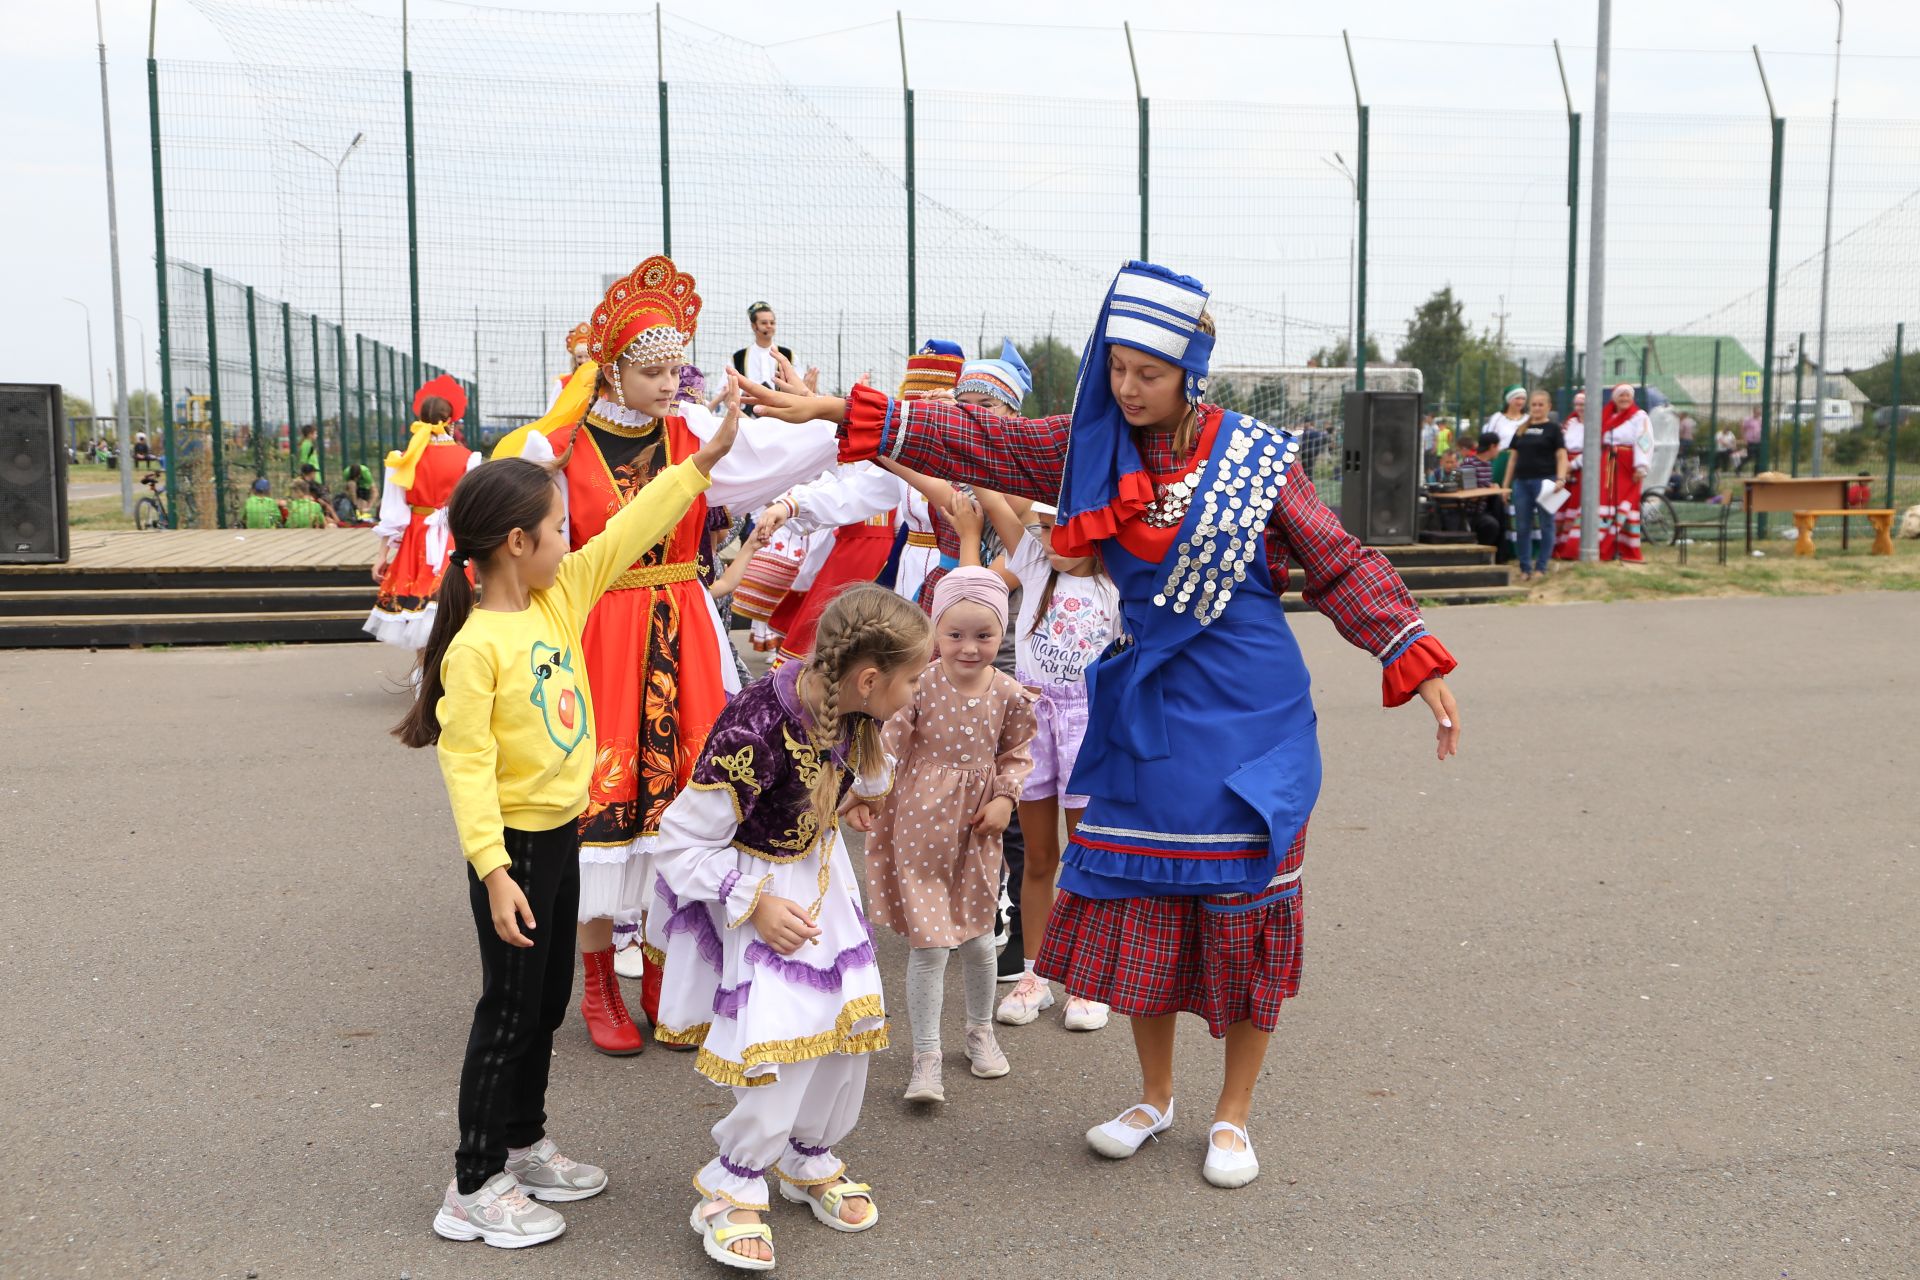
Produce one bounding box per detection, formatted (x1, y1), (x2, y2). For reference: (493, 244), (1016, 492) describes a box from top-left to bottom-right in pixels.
(365, 376), (480, 649)
(1553, 408), (1587, 561)
(760, 463), (905, 668)
(651, 659), (892, 1213)
(833, 261), (1457, 1038)
(865, 664), (1035, 949)
(491, 257), (838, 1034)
(1598, 393), (1654, 563)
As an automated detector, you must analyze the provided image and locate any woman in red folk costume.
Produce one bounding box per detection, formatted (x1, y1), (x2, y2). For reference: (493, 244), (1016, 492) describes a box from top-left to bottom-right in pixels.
(365, 376), (480, 650)
(1598, 383), (1654, 563)
(493, 257), (838, 1055)
(1552, 391), (1587, 561)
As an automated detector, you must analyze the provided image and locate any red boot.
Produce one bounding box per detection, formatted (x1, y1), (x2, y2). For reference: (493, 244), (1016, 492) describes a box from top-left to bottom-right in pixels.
(579, 948), (644, 1056)
(637, 949), (664, 1027)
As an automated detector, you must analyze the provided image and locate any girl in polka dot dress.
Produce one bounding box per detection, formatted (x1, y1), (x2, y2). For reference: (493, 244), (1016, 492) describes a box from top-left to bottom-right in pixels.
(863, 567), (1036, 1105)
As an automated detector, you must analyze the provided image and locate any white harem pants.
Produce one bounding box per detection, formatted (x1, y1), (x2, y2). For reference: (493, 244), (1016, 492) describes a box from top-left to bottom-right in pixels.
(694, 1053), (869, 1211)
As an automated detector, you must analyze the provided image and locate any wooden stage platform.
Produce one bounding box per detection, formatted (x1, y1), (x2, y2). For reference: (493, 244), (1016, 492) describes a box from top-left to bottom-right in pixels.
(0, 530), (381, 647)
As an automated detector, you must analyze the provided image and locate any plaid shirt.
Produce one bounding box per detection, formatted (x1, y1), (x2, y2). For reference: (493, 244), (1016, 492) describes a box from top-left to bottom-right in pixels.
(860, 394), (1437, 665)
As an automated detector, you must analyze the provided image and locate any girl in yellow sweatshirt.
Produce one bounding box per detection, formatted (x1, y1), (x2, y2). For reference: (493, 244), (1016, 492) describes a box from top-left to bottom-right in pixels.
(395, 386), (740, 1250)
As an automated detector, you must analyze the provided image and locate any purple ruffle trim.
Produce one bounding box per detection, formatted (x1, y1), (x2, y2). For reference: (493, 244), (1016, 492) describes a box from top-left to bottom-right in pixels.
(712, 981), (752, 1020)
(658, 876), (725, 973)
(718, 868), (742, 903)
(788, 1137), (832, 1159)
(744, 937), (875, 992)
(719, 1153), (769, 1180)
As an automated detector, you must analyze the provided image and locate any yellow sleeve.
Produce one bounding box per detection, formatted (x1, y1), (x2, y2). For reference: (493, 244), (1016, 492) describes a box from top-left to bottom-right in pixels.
(552, 458), (712, 625)
(435, 640), (509, 881)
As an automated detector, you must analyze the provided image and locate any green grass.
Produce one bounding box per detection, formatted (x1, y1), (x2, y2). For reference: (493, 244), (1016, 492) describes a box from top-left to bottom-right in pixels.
(1527, 535), (1920, 604)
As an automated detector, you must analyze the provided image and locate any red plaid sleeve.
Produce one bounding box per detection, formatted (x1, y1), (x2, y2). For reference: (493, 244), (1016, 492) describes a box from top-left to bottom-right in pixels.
(843, 386), (1068, 504)
(1267, 465), (1457, 705)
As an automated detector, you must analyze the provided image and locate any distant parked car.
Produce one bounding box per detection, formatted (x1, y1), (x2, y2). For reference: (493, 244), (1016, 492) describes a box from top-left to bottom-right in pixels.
(1870, 404), (1920, 429)
(1783, 397), (1858, 433)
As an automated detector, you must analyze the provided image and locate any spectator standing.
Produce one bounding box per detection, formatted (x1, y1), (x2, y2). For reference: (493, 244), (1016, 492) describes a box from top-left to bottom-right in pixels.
(1741, 409), (1762, 475)
(730, 302), (794, 392)
(1506, 390), (1569, 581)
(297, 424), (320, 480)
(1420, 412), (1438, 472)
(1713, 425), (1736, 476)
(1678, 413), (1697, 458)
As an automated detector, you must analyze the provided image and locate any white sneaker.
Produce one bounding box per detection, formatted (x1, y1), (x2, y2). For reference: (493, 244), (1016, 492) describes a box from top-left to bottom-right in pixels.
(432, 1172), (566, 1248)
(1086, 1100), (1174, 1159)
(1202, 1121), (1260, 1188)
(903, 1050), (944, 1103)
(612, 943), (646, 981)
(505, 1137), (607, 1203)
(1062, 997), (1110, 1031)
(995, 972), (1055, 1025)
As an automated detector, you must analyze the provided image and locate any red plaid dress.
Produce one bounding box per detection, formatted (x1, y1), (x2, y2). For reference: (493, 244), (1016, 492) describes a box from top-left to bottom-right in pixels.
(843, 389), (1454, 1035)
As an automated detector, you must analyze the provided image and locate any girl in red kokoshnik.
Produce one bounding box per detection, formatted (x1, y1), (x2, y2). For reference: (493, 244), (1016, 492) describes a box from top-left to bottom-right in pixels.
(743, 260), (1463, 1189)
(491, 258), (838, 1055)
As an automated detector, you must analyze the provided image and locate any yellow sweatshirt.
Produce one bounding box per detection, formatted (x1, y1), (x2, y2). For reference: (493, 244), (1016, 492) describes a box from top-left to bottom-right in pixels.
(436, 459), (712, 879)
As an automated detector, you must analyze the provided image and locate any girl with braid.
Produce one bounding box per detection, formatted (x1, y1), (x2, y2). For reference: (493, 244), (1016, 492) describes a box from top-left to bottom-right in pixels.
(651, 584), (931, 1270)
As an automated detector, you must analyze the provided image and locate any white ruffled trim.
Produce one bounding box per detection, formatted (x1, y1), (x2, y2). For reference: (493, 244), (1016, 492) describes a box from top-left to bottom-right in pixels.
(577, 843), (657, 924)
(590, 397), (653, 428)
(362, 602), (435, 650)
(578, 831), (662, 866)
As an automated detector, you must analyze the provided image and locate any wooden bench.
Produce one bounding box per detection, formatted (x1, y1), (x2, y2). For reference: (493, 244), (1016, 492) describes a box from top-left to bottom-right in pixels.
(1791, 508), (1895, 557)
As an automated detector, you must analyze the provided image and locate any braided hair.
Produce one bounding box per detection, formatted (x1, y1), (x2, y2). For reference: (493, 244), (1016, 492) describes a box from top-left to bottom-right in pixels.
(796, 584), (931, 844)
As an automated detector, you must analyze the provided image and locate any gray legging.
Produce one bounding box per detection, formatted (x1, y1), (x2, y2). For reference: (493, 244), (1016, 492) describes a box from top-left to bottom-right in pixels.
(905, 933), (998, 1055)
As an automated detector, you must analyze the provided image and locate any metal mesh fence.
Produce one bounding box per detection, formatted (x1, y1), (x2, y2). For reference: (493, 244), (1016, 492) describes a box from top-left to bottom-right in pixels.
(148, 2), (1918, 528)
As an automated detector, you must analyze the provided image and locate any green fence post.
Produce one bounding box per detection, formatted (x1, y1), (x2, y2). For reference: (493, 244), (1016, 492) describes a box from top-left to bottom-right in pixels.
(372, 340), (385, 455)
(309, 312), (324, 484)
(1563, 108), (1581, 416)
(335, 323), (349, 485)
(147, 51), (180, 522)
(246, 284), (265, 479)
(1708, 339), (1722, 488)
(898, 12), (915, 353)
(1639, 344), (1649, 400)
(281, 301), (296, 475)
(404, 66), (422, 388)
(656, 4), (671, 256)
(1792, 331), (1806, 477)
(355, 334), (367, 476)
(1758, 113), (1785, 533)
(1888, 322), (1903, 509)
(202, 268), (227, 527)
(1124, 22), (1148, 259)
(1355, 103), (1369, 391)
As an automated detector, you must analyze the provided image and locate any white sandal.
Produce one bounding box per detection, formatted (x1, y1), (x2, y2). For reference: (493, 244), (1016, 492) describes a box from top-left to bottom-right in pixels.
(778, 1174), (879, 1233)
(1085, 1099), (1175, 1159)
(688, 1199), (775, 1271)
(1202, 1121), (1260, 1188)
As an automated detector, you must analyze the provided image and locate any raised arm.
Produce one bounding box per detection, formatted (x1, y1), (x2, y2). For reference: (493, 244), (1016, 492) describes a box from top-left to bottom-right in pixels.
(1266, 463), (1457, 709)
(739, 376), (1069, 504)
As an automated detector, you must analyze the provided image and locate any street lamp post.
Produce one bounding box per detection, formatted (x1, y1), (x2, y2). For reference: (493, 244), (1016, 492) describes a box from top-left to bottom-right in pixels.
(62, 297), (97, 449)
(294, 132), (365, 339)
(1324, 153), (1357, 366)
(1811, 0), (1844, 477)
(125, 312), (152, 444)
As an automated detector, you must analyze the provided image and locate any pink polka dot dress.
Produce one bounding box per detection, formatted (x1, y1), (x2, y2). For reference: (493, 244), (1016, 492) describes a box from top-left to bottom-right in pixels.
(865, 664), (1036, 948)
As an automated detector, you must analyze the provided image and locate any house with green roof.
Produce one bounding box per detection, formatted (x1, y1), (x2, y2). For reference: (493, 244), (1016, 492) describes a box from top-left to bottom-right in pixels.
(1601, 333), (1866, 421)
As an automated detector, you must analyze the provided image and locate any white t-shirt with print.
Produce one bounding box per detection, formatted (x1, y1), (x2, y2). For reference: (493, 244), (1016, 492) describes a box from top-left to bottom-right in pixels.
(1006, 531), (1121, 687)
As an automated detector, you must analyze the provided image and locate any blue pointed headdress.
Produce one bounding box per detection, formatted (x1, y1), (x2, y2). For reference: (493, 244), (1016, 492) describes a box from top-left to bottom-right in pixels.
(1053, 261), (1213, 556)
(955, 339), (1034, 412)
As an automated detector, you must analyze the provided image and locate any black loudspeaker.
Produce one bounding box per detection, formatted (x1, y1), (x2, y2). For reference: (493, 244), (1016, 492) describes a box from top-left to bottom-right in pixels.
(0, 383), (71, 564)
(1339, 390), (1422, 546)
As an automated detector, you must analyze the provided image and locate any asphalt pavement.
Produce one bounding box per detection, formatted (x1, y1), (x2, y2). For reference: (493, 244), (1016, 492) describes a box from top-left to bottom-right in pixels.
(2, 592), (1914, 1279)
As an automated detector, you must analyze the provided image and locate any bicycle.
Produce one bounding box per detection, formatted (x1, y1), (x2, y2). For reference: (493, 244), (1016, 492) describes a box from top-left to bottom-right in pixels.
(134, 470), (198, 530)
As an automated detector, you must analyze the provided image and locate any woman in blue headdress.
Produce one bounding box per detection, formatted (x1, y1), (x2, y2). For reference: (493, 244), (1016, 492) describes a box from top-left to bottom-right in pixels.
(741, 262), (1460, 1190)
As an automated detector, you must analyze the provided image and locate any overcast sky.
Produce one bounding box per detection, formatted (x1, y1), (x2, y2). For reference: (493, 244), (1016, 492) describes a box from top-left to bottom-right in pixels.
(7, 0), (1918, 414)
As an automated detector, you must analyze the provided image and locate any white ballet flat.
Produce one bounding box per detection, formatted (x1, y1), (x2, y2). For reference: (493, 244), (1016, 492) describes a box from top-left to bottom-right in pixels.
(1202, 1121), (1260, 1188)
(1085, 1100), (1175, 1159)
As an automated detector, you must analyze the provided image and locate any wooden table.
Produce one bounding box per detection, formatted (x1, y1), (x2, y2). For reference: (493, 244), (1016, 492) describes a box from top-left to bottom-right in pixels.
(1743, 476), (1856, 555)
(1426, 486), (1507, 504)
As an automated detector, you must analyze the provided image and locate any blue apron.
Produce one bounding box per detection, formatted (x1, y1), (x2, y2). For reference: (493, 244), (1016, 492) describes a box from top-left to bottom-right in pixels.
(1062, 412), (1321, 901)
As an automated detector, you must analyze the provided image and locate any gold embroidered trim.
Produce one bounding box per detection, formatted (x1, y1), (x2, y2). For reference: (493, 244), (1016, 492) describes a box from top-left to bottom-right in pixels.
(774, 1160), (848, 1188)
(641, 942), (666, 967)
(692, 1172), (769, 1213)
(656, 1019), (711, 1047)
(609, 561), (698, 592)
(728, 873), (773, 929)
(694, 996), (890, 1089)
(711, 745), (761, 793)
(586, 410), (666, 440)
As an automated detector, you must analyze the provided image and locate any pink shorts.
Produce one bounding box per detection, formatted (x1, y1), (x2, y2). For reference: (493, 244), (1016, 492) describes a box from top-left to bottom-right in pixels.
(1021, 680), (1090, 810)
